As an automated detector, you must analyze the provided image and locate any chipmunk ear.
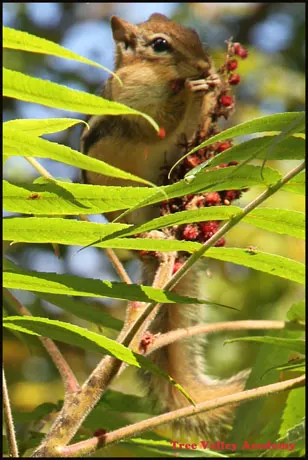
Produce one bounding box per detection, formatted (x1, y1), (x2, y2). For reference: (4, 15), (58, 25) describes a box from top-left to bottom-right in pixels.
(148, 13), (170, 22)
(111, 16), (137, 45)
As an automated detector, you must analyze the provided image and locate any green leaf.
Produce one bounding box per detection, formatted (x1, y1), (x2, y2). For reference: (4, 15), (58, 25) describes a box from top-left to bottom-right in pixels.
(4, 118), (88, 136)
(113, 207), (305, 240)
(283, 171), (305, 195)
(199, 136), (305, 168)
(243, 208), (305, 239)
(171, 112), (305, 176)
(225, 336), (305, 355)
(3, 126), (153, 185)
(3, 164), (281, 216)
(279, 388), (305, 440)
(271, 420), (305, 457)
(3, 26), (119, 79)
(12, 402), (59, 423)
(3, 217), (304, 285)
(98, 390), (160, 415)
(3, 316), (194, 404)
(3, 265), (220, 306)
(3, 180), (152, 215)
(114, 164), (282, 224)
(204, 248), (305, 285)
(120, 206), (241, 236)
(3, 217), (129, 245)
(3, 68), (158, 132)
(230, 327), (303, 446)
(287, 300), (305, 322)
(35, 293), (123, 331)
(262, 358), (306, 377)
(3, 219), (303, 285)
(123, 438), (228, 457)
(3, 208), (304, 252)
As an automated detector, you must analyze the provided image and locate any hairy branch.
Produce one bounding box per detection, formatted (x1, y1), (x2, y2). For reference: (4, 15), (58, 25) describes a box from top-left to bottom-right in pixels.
(58, 374), (305, 457)
(3, 366), (19, 457)
(145, 320), (303, 355)
(31, 159), (305, 457)
(4, 289), (79, 394)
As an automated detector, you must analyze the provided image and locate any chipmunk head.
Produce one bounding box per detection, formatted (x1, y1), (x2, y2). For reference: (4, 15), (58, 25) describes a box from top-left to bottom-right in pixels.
(111, 13), (211, 79)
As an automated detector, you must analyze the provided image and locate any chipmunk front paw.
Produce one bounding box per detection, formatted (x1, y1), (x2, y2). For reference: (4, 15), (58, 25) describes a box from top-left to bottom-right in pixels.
(185, 73), (221, 94)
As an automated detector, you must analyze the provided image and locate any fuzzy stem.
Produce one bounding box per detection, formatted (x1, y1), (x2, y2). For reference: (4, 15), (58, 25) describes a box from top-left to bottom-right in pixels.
(4, 289), (79, 394)
(3, 366), (19, 458)
(57, 374), (305, 457)
(31, 161), (305, 456)
(117, 161), (305, 349)
(145, 320), (304, 355)
(79, 215), (132, 284)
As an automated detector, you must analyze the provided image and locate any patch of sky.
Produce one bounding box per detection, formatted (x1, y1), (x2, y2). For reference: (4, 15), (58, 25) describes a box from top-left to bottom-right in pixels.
(259, 98), (286, 115)
(250, 13), (294, 53)
(66, 245), (116, 281)
(115, 2), (179, 23)
(48, 21), (114, 84)
(23, 248), (65, 274)
(3, 3), (19, 27)
(26, 2), (63, 29)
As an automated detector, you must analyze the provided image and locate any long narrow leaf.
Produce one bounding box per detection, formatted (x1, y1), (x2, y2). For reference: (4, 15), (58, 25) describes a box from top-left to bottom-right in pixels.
(3, 68), (158, 132)
(3, 165), (282, 215)
(4, 118), (87, 136)
(2, 316), (194, 404)
(3, 26), (118, 78)
(171, 112), (305, 176)
(4, 125), (152, 185)
(3, 265), (223, 306)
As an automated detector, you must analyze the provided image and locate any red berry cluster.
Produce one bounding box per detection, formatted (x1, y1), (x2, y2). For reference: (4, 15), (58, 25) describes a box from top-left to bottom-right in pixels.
(139, 40), (249, 273)
(216, 40), (248, 119)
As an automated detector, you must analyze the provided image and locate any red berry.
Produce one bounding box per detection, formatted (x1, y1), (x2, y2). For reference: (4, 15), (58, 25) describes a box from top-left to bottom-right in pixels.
(173, 260), (184, 274)
(229, 73), (241, 85)
(182, 224), (200, 240)
(215, 238), (226, 247)
(217, 141), (232, 152)
(228, 160), (238, 166)
(233, 43), (248, 59)
(225, 190), (240, 202)
(184, 154), (200, 167)
(199, 221), (219, 240)
(220, 95), (234, 107)
(158, 127), (166, 139)
(205, 192), (221, 206)
(227, 59), (238, 71)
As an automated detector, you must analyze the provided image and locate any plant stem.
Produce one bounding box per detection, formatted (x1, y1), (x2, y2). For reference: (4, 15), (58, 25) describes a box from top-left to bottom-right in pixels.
(4, 289), (79, 394)
(118, 161), (305, 348)
(146, 320), (303, 355)
(79, 215), (132, 285)
(31, 161), (305, 456)
(58, 374), (305, 457)
(3, 366), (19, 458)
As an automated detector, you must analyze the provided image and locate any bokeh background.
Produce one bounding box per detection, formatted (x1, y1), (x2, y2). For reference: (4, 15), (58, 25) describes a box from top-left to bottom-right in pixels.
(3, 2), (305, 455)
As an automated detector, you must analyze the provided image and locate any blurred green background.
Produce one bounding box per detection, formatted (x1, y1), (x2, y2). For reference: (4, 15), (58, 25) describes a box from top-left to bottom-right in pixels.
(3, 2), (305, 456)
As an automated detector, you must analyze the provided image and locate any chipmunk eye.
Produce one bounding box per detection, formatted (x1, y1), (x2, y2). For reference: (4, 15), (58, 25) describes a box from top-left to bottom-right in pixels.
(151, 38), (171, 52)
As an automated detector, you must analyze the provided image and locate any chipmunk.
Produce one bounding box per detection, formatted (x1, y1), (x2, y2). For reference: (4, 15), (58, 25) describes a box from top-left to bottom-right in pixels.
(81, 13), (246, 438)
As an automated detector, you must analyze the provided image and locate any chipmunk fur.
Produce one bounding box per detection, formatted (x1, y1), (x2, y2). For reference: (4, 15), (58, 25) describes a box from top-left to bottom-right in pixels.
(81, 13), (246, 438)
